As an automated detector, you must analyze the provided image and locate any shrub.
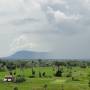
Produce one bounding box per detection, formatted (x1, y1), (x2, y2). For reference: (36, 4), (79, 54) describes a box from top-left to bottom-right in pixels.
(71, 77), (80, 81)
(55, 70), (62, 77)
(15, 75), (26, 83)
(39, 72), (42, 78)
(66, 72), (72, 77)
(29, 75), (35, 78)
(42, 72), (46, 77)
(0, 69), (5, 72)
(88, 80), (90, 87)
(80, 64), (87, 68)
(13, 87), (18, 90)
(43, 84), (48, 90)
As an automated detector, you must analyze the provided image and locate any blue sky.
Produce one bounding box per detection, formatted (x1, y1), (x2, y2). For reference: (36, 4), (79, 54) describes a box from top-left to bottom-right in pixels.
(0, 0), (90, 59)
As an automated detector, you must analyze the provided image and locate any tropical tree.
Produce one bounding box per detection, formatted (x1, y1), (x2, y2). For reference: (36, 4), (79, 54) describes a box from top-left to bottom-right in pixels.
(38, 59), (42, 67)
(31, 61), (36, 77)
(54, 61), (63, 77)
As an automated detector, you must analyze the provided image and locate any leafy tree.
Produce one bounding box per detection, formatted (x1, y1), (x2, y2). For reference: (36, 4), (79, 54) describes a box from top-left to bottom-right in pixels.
(54, 61), (61, 71)
(39, 72), (42, 78)
(32, 70), (35, 77)
(6, 62), (16, 71)
(54, 61), (63, 77)
(38, 59), (42, 67)
(42, 72), (46, 77)
(55, 70), (62, 77)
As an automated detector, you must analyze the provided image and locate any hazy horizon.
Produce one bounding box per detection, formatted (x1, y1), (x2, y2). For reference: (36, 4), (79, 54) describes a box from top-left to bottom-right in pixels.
(0, 0), (90, 59)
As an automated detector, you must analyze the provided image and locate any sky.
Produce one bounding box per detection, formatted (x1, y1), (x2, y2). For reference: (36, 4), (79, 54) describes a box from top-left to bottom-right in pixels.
(0, 0), (90, 59)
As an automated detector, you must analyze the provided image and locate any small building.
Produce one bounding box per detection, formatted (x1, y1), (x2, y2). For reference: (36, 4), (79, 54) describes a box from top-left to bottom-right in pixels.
(3, 75), (14, 82)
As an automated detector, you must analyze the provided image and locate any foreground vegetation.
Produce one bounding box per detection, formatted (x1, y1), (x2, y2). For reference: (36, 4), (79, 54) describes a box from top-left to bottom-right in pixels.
(0, 59), (90, 90)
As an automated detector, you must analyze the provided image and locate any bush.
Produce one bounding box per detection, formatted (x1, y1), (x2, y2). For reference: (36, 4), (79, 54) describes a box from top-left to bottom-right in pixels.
(66, 72), (72, 77)
(71, 77), (80, 81)
(29, 75), (35, 78)
(0, 69), (5, 72)
(13, 87), (18, 90)
(43, 84), (48, 90)
(55, 70), (62, 77)
(15, 75), (26, 83)
(80, 64), (87, 68)
(42, 72), (46, 77)
(39, 72), (42, 78)
(88, 80), (90, 87)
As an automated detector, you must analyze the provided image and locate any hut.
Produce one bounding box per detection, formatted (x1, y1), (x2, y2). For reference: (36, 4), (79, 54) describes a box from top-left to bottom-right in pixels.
(3, 75), (14, 82)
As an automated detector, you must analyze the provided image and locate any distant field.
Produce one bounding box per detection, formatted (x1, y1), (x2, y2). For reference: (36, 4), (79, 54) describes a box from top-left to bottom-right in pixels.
(0, 66), (90, 90)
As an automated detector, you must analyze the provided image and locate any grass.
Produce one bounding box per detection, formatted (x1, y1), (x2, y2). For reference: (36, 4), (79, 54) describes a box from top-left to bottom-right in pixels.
(0, 66), (90, 90)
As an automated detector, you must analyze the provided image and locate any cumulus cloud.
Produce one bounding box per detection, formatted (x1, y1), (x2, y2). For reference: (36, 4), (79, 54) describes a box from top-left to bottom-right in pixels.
(0, 0), (90, 59)
(10, 34), (35, 52)
(47, 7), (80, 23)
(10, 33), (52, 53)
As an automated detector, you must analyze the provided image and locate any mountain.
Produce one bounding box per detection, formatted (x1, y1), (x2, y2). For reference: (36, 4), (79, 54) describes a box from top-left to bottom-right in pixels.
(4, 50), (53, 60)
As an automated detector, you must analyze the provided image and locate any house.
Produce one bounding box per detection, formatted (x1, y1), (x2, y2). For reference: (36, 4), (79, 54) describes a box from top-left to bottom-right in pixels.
(3, 75), (14, 82)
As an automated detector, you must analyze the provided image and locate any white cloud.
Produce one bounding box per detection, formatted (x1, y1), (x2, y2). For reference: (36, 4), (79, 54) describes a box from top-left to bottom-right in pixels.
(47, 0), (65, 4)
(53, 10), (80, 23)
(0, 0), (90, 59)
(10, 34), (36, 52)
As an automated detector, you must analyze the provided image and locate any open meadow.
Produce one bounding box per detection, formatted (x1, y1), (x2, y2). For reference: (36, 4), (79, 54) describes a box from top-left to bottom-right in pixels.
(0, 60), (90, 90)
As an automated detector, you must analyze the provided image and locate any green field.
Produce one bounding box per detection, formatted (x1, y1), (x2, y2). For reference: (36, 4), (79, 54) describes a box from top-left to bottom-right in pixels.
(0, 66), (90, 90)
